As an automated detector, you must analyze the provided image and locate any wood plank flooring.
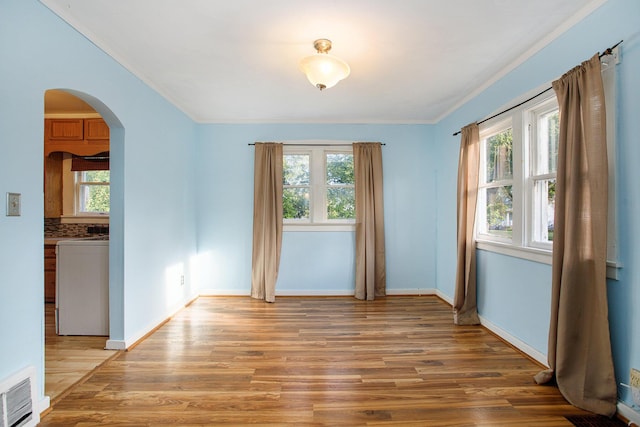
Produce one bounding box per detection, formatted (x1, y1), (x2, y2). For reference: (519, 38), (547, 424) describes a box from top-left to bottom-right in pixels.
(45, 303), (119, 402)
(40, 296), (595, 426)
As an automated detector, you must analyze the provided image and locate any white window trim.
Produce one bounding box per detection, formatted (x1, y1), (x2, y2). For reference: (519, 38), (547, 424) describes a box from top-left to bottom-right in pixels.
(475, 52), (620, 279)
(524, 97), (558, 252)
(61, 154), (110, 224)
(476, 117), (517, 245)
(283, 140), (355, 232)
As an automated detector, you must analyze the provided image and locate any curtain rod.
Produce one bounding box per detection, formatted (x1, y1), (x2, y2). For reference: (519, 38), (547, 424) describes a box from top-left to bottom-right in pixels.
(248, 143), (385, 146)
(452, 39), (623, 137)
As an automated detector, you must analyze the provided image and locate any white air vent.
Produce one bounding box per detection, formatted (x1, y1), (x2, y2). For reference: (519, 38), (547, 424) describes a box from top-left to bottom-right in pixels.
(0, 367), (39, 427)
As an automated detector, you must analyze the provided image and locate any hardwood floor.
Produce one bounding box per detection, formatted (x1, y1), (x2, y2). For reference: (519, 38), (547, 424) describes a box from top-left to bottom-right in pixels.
(40, 296), (598, 426)
(45, 303), (119, 403)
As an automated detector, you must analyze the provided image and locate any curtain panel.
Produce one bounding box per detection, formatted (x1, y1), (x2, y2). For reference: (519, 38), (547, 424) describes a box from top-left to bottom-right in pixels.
(354, 142), (386, 300)
(534, 54), (617, 417)
(453, 123), (481, 325)
(251, 142), (283, 303)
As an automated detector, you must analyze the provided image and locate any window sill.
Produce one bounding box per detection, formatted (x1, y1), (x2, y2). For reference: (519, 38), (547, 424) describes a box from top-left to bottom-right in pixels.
(476, 239), (622, 280)
(476, 240), (552, 265)
(60, 215), (109, 224)
(283, 223), (355, 232)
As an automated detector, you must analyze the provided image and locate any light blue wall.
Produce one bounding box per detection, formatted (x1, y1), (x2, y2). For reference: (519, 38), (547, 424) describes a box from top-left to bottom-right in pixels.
(195, 124), (436, 296)
(0, 0), (198, 404)
(434, 0), (640, 410)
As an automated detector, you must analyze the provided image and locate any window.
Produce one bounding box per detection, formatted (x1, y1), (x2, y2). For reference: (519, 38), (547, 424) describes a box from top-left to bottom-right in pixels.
(476, 53), (619, 277)
(76, 170), (110, 214)
(478, 122), (514, 242)
(283, 145), (354, 230)
(61, 154), (110, 223)
(528, 100), (559, 249)
(477, 93), (559, 258)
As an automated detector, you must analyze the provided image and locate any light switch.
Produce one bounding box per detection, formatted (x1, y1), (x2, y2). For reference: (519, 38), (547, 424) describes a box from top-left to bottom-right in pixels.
(6, 192), (21, 216)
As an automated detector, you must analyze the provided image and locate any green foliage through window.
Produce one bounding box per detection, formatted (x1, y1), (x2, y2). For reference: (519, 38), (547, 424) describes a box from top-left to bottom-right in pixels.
(486, 128), (513, 182)
(283, 155), (310, 219)
(326, 154), (354, 220)
(282, 150), (355, 222)
(78, 170), (110, 213)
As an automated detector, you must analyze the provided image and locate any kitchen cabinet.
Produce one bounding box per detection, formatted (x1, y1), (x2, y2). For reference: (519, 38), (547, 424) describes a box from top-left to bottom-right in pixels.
(84, 118), (110, 140)
(44, 118), (109, 156)
(44, 152), (63, 218)
(47, 118), (83, 140)
(44, 244), (56, 303)
(43, 117), (110, 218)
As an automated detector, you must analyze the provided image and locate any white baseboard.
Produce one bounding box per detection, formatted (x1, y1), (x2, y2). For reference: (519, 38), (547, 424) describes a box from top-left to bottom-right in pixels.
(38, 396), (50, 418)
(105, 294), (198, 350)
(479, 315), (548, 367)
(430, 291), (547, 366)
(617, 401), (640, 425)
(105, 339), (127, 350)
(435, 289), (453, 305)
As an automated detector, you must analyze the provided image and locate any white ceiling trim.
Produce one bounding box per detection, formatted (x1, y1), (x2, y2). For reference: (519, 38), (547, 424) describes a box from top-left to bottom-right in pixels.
(39, 0), (606, 126)
(39, 0), (196, 121)
(434, 0), (609, 124)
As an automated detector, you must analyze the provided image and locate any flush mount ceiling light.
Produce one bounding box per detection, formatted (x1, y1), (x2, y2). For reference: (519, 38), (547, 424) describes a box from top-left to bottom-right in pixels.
(299, 39), (350, 91)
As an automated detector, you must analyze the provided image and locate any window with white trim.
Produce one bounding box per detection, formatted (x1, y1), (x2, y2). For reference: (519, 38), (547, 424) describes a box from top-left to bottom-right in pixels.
(283, 145), (355, 229)
(527, 99), (559, 250)
(477, 93), (561, 255)
(61, 154), (110, 223)
(76, 170), (110, 214)
(476, 52), (619, 277)
(478, 121), (514, 243)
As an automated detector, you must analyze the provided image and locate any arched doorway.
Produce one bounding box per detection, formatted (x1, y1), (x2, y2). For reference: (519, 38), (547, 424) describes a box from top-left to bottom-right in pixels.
(42, 89), (124, 401)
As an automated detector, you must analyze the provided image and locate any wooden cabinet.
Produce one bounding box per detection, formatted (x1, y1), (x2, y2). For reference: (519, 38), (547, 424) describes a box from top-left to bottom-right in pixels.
(84, 118), (110, 140)
(47, 118), (84, 140)
(44, 152), (63, 218)
(44, 118), (109, 156)
(43, 117), (110, 217)
(44, 244), (57, 303)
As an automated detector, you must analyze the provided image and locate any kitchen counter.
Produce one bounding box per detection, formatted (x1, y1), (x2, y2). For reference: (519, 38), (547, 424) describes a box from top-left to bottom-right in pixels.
(45, 236), (109, 245)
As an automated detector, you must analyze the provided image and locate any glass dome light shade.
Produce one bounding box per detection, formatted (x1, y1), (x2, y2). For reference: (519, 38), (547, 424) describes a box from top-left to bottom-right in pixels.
(299, 53), (350, 90)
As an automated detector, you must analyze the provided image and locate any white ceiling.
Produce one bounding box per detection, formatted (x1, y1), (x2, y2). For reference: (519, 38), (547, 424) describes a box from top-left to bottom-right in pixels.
(40, 0), (603, 124)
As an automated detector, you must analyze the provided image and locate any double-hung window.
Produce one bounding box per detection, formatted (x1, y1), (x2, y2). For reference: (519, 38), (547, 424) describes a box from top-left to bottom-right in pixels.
(478, 121), (514, 242)
(76, 170), (110, 215)
(527, 99), (559, 249)
(476, 92), (559, 260)
(283, 144), (355, 230)
(476, 51), (619, 277)
(61, 154), (110, 223)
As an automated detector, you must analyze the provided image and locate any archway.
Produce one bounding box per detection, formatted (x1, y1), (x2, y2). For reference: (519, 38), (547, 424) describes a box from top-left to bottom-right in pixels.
(42, 88), (124, 399)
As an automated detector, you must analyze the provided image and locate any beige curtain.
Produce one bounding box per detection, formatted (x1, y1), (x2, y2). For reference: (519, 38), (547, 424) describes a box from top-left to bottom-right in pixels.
(453, 123), (481, 325)
(251, 142), (283, 303)
(534, 55), (616, 416)
(354, 142), (386, 300)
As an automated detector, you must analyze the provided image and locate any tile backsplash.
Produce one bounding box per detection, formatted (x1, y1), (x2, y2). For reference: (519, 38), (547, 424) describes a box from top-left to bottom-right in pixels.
(44, 218), (109, 238)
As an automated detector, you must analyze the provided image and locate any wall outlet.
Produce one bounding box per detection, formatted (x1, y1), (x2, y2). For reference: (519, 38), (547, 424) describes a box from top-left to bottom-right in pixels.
(631, 368), (640, 406)
(180, 275), (185, 286)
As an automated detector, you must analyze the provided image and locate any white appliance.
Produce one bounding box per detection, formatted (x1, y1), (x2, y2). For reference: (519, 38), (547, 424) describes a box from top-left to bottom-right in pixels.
(56, 237), (109, 336)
